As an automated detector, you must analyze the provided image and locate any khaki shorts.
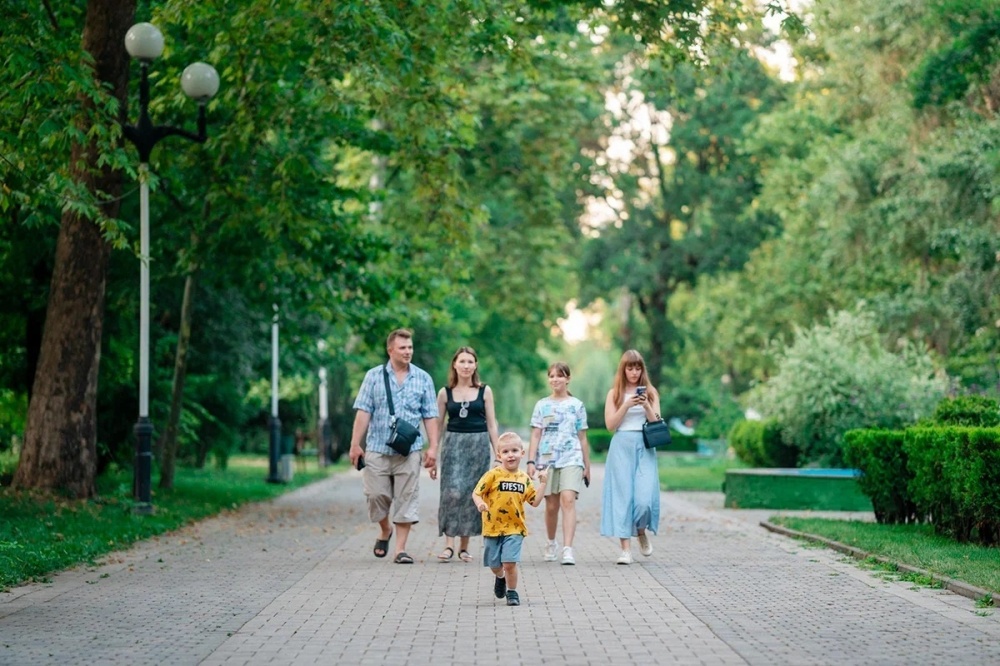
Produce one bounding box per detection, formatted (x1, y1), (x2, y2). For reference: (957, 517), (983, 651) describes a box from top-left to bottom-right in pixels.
(543, 464), (584, 496)
(362, 451), (421, 524)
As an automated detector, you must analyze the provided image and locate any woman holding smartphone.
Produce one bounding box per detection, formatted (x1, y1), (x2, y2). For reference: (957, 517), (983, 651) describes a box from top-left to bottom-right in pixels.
(600, 350), (662, 565)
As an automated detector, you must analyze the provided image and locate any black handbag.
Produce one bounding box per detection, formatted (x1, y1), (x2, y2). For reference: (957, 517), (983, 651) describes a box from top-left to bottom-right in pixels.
(642, 418), (672, 449)
(383, 367), (420, 455)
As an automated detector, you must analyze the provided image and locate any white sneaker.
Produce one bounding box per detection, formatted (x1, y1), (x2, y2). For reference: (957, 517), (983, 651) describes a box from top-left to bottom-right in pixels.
(543, 540), (558, 562)
(561, 546), (576, 565)
(638, 532), (653, 557)
(616, 550), (634, 565)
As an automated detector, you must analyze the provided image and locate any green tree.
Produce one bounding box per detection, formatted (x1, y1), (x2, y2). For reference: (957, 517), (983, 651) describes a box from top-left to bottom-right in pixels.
(748, 308), (947, 466)
(580, 43), (782, 384)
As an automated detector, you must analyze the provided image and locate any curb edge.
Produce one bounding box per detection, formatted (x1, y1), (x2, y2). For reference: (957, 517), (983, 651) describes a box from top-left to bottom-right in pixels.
(759, 521), (993, 603)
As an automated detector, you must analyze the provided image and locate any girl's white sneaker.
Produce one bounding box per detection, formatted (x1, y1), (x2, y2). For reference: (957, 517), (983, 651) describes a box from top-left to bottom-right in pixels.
(616, 550), (634, 565)
(638, 533), (653, 557)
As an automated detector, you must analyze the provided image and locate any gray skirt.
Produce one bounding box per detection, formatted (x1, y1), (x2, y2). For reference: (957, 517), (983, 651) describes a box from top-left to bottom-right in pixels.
(438, 430), (492, 537)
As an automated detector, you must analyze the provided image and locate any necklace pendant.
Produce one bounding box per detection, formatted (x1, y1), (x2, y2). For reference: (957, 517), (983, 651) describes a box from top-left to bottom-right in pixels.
(459, 401), (469, 418)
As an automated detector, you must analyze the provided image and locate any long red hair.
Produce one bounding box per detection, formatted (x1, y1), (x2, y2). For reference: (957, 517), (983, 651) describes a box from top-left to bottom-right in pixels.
(611, 350), (658, 407)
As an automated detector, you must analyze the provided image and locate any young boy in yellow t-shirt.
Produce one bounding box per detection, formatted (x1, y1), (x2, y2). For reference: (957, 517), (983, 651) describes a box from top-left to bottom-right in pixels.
(472, 431), (547, 606)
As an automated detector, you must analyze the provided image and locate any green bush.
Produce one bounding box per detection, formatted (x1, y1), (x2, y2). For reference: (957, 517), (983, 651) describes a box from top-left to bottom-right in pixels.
(957, 428), (1000, 544)
(748, 309), (947, 467)
(728, 419), (796, 467)
(904, 426), (1000, 544)
(0, 390), (27, 454)
(588, 427), (697, 454)
(904, 427), (965, 538)
(933, 396), (1000, 427)
(588, 429), (613, 454)
(843, 428), (920, 524)
(665, 432), (699, 453)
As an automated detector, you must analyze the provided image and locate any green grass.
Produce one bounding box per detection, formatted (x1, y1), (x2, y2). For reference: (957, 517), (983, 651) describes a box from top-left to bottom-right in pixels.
(0, 455), (343, 591)
(658, 453), (748, 492)
(770, 516), (1000, 594)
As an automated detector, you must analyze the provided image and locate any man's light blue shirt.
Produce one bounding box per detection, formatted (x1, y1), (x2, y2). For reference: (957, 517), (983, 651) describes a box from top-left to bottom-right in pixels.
(353, 361), (438, 455)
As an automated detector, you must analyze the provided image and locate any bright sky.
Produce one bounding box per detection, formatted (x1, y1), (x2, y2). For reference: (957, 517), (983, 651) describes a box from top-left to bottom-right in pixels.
(558, 300), (604, 343)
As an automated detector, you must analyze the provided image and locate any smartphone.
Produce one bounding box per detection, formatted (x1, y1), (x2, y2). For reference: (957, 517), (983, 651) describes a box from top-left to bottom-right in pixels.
(355, 456), (366, 471)
(584, 476), (590, 488)
(636, 386), (647, 396)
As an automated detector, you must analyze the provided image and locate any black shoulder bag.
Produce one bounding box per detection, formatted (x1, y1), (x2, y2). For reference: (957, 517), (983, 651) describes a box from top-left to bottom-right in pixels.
(383, 367), (421, 455)
(642, 416), (672, 449)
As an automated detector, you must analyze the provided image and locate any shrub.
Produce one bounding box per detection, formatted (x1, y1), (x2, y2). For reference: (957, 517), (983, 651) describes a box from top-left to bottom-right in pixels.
(903, 426), (1000, 544)
(843, 428), (920, 524)
(0, 390), (27, 454)
(588, 429), (613, 454)
(728, 418), (796, 467)
(748, 309), (947, 467)
(665, 432), (699, 453)
(933, 396), (1000, 427)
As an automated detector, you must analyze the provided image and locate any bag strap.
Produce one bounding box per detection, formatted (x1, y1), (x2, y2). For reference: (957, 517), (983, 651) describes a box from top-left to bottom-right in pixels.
(382, 366), (396, 418)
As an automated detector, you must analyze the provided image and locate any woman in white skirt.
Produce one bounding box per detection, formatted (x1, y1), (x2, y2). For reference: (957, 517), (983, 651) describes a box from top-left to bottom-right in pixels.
(600, 350), (661, 565)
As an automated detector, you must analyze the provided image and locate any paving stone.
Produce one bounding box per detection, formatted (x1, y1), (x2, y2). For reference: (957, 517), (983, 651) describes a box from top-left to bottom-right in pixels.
(1, 465), (998, 665)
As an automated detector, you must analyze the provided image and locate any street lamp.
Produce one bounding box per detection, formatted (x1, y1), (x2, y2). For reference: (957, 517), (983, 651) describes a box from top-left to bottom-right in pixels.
(317, 340), (331, 465)
(123, 22), (219, 512)
(267, 304), (283, 483)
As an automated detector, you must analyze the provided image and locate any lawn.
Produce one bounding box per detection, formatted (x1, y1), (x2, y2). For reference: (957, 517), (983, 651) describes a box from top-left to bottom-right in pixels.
(659, 453), (748, 492)
(0, 455), (342, 591)
(770, 516), (1000, 596)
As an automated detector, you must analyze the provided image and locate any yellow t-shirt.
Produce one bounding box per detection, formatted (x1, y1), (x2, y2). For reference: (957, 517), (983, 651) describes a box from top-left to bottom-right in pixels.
(475, 467), (537, 537)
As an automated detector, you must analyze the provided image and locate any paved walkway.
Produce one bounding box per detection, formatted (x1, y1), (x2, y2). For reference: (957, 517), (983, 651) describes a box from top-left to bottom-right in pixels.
(2, 464), (999, 665)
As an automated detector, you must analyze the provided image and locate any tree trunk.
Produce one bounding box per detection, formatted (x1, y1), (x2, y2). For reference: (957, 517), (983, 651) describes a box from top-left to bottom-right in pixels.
(638, 289), (671, 388)
(157, 271), (196, 489)
(13, 0), (136, 498)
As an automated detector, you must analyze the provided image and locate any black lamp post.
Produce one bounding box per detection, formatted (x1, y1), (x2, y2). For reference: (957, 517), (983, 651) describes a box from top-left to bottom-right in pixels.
(267, 304), (283, 483)
(122, 22), (219, 512)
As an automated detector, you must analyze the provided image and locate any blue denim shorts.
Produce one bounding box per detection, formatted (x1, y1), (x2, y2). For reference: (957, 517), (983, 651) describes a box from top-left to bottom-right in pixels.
(483, 534), (524, 568)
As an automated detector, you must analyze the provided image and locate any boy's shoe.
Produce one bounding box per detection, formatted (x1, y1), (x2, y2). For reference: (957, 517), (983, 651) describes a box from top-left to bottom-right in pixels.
(506, 590), (520, 606)
(616, 550), (634, 565)
(493, 575), (506, 599)
(543, 540), (558, 562)
(561, 546), (576, 565)
(638, 532), (653, 557)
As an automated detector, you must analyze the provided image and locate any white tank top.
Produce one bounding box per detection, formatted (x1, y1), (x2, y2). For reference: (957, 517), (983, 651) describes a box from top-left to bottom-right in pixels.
(618, 395), (646, 431)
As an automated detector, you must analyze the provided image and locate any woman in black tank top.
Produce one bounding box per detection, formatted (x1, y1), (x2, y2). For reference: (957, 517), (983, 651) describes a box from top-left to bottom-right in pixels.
(434, 347), (500, 562)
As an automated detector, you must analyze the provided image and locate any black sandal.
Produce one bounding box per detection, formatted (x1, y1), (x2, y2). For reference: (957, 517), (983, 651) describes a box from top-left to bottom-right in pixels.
(437, 547), (455, 562)
(394, 552), (414, 564)
(458, 549), (472, 562)
(373, 530), (392, 558)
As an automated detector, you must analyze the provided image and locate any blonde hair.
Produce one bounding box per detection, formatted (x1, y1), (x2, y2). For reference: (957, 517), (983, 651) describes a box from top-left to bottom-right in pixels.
(611, 349), (658, 407)
(497, 431), (524, 449)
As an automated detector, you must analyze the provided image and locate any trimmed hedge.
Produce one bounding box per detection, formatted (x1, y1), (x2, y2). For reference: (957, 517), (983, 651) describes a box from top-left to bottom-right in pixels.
(933, 396), (1000, 427)
(588, 429), (613, 454)
(728, 419), (797, 467)
(904, 426), (1000, 543)
(843, 428), (920, 524)
(846, 422), (1000, 544)
(588, 428), (698, 454)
